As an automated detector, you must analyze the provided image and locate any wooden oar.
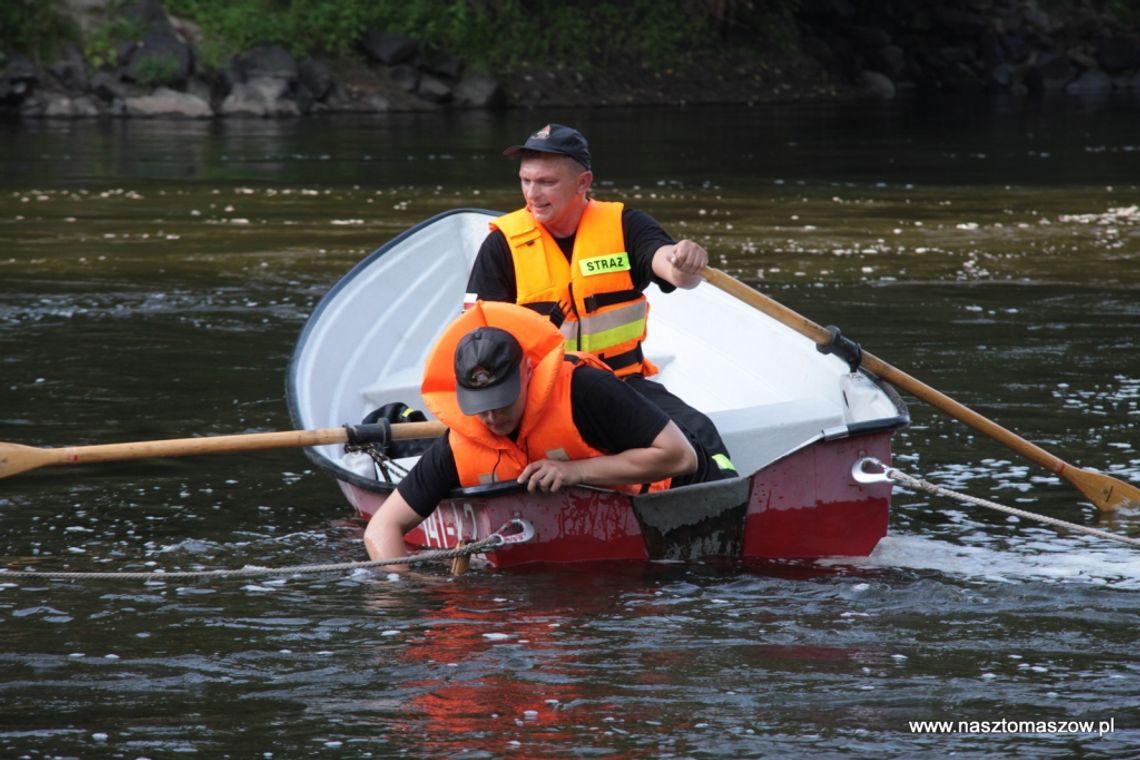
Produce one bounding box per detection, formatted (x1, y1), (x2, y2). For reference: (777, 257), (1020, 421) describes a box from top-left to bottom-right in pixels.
(702, 266), (1140, 512)
(0, 421), (446, 481)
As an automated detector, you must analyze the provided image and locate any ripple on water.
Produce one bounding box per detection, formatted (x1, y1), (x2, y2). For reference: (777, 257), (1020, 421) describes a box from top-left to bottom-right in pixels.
(2, 112), (1138, 758)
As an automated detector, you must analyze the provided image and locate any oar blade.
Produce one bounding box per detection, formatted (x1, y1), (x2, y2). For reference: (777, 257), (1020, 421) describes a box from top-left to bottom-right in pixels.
(0, 442), (57, 480)
(1065, 467), (1140, 513)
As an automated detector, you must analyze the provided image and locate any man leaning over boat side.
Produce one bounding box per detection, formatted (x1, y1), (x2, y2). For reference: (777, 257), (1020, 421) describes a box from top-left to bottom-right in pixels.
(362, 301), (729, 566)
(464, 122), (736, 478)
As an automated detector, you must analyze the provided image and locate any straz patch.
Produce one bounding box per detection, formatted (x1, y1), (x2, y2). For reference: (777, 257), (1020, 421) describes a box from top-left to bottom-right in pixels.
(578, 252), (630, 277)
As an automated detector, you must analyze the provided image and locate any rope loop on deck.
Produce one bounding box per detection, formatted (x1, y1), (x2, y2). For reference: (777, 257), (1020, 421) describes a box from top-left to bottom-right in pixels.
(0, 519), (534, 583)
(854, 457), (1140, 549)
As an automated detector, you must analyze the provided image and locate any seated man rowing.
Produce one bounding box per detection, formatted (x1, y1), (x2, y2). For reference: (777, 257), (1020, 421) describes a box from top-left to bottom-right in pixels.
(363, 301), (728, 565)
(466, 122), (736, 477)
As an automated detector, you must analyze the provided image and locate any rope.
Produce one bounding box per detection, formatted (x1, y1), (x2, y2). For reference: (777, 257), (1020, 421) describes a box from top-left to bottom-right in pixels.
(0, 532), (505, 583)
(865, 459), (1140, 549)
(344, 441), (410, 484)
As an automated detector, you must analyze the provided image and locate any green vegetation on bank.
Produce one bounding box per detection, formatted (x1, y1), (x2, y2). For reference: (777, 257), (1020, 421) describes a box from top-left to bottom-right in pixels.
(0, 0), (77, 60)
(5, 0), (1136, 84)
(3, 0), (798, 74)
(163, 0), (800, 73)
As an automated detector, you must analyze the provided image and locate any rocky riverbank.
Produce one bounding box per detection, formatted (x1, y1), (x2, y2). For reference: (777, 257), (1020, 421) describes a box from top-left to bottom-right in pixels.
(2, 0), (1139, 119)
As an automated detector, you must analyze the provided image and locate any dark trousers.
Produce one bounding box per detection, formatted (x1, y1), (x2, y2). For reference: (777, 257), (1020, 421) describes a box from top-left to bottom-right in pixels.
(624, 375), (736, 484)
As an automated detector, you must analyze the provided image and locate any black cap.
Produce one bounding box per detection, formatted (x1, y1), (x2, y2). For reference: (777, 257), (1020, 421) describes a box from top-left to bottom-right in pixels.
(454, 327), (524, 415)
(503, 123), (591, 170)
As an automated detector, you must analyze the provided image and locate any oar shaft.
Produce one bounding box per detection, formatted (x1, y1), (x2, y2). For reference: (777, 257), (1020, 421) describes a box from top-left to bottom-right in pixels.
(36, 421), (448, 469)
(702, 268), (1067, 474)
(856, 355), (1066, 475)
(46, 427), (353, 468)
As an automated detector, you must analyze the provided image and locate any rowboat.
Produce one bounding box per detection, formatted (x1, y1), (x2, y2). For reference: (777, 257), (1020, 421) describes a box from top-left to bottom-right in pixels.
(287, 209), (909, 567)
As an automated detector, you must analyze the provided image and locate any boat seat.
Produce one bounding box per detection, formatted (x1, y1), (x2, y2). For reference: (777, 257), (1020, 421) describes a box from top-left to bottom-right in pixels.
(358, 366), (428, 418)
(709, 398), (845, 476)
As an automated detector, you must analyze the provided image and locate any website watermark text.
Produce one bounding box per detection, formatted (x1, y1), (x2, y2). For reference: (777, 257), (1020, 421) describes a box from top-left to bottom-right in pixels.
(909, 718), (1115, 737)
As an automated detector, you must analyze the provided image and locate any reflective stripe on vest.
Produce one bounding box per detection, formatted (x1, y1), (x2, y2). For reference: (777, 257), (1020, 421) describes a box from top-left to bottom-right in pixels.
(560, 300), (648, 354)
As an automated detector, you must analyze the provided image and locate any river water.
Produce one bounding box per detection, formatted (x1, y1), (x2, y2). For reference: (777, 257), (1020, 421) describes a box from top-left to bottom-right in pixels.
(1, 97), (1138, 758)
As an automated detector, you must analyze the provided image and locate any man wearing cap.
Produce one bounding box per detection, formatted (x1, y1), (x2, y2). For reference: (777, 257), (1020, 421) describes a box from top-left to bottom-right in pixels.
(465, 122), (735, 478)
(363, 301), (727, 564)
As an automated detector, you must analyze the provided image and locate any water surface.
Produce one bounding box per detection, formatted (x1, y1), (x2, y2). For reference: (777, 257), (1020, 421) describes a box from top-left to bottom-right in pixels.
(1, 97), (1138, 757)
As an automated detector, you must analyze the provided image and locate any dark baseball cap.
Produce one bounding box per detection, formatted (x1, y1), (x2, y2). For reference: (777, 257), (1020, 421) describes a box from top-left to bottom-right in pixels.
(454, 326), (524, 415)
(503, 123), (591, 170)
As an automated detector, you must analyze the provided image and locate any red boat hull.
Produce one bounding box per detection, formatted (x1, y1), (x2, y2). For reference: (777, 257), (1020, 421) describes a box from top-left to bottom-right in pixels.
(343, 432), (893, 568)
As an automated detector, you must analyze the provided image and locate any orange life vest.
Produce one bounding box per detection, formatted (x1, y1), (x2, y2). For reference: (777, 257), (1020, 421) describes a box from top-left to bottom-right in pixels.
(491, 200), (658, 378)
(420, 301), (669, 493)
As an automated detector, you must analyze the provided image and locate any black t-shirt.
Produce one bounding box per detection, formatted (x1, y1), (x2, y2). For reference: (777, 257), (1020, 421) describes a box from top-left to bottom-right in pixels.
(465, 207), (678, 302)
(397, 365), (670, 517)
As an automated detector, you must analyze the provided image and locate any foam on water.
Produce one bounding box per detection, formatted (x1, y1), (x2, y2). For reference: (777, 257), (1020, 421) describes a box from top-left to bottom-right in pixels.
(836, 532), (1140, 589)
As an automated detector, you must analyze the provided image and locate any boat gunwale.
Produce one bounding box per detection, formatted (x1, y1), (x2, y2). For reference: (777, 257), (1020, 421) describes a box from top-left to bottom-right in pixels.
(327, 408), (908, 504)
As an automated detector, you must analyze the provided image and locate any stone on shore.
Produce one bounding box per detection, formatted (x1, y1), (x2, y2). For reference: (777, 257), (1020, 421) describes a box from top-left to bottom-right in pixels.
(220, 77), (300, 117)
(1066, 68), (1113, 94)
(859, 70), (895, 99)
(124, 86), (211, 117)
(233, 44), (298, 83)
(123, 29), (194, 86)
(455, 73), (506, 110)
